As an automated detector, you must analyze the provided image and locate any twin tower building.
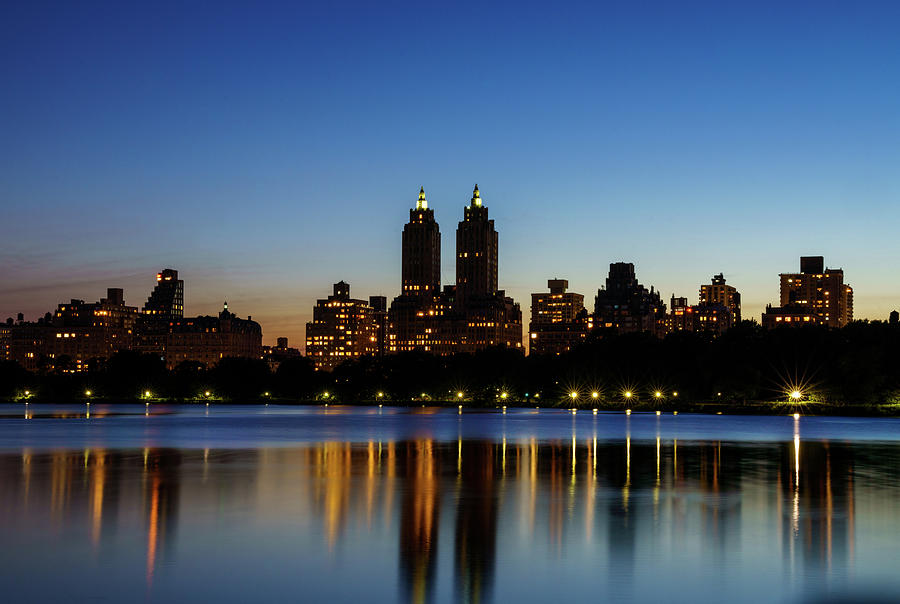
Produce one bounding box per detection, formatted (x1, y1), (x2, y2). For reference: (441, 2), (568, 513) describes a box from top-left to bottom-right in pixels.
(305, 185), (523, 369)
(389, 185), (523, 354)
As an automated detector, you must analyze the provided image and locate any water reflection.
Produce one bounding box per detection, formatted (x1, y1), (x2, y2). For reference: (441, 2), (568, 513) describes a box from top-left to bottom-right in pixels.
(0, 434), (898, 603)
(400, 440), (440, 604)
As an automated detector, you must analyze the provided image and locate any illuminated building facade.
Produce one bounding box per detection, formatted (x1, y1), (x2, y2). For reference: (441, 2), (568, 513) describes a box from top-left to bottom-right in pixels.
(306, 281), (381, 370)
(454, 290), (522, 353)
(143, 269), (184, 319)
(693, 304), (733, 335)
(45, 288), (139, 371)
(389, 186), (522, 355)
(4, 316), (46, 371)
(666, 296), (695, 333)
(163, 302), (262, 369)
(136, 269), (186, 360)
(0, 320), (11, 362)
(699, 273), (741, 323)
(666, 274), (740, 337)
(764, 256), (853, 328)
(528, 279), (592, 355)
(5, 288), (139, 372)
(594, 263), (666, 336)
(761, 304), (823, 328)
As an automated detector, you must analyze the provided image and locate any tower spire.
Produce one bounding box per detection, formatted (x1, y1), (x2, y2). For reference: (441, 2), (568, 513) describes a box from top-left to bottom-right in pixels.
(471, 184), (482, 207)
(417, 186), (428, 210)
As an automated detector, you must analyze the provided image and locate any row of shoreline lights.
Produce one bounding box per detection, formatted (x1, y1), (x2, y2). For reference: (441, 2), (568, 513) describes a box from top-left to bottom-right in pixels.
(73, 389), (274, 400)
(16, 386), (804, 402)
(569, 390), (677, 401)
(316, 387), (805, 403)
(19, 386), (803, 404)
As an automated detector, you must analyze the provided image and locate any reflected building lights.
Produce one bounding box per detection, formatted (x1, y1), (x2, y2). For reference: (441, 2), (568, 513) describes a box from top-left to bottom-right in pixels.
(90, 450), (105, 546)
(0, 432), (870, 602)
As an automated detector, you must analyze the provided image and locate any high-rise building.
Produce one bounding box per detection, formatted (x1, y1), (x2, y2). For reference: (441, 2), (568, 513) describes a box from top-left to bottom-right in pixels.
(389, 185), (522, 355)
(389, 188), (447, 353)
(452, 186), (521, 352)
(455, 185), (498, 305)
(306, 281), (380, 370)
(136, 269), (184, 359)
(699, 274), (741, 323)
(143, 269), (184, 319)
(763, 256), (853, 328)
(529, 279), (592, 355)
(402, 188), (441, 298)
(594, 263), (666, 336)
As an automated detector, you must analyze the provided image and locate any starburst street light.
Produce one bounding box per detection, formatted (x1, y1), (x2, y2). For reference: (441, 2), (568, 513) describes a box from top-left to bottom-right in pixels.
(591, 391), (599, 399)
(569, 391), (579, 400)
(790, 390), (803, 401)
(623, 391), (633, 399)
(500, 391), (508, 400)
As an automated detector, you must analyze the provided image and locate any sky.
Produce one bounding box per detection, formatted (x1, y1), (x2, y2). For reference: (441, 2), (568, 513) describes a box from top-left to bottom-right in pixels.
(1, 0), (899, 347)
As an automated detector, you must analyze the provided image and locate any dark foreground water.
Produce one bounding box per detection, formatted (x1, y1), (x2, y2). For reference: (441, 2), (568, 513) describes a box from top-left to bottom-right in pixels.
(1, 405), (900, 603)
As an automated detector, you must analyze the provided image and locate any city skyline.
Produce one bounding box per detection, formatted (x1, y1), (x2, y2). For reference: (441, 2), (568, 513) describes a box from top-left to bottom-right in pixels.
(0, 192), (878, 355)
(2, 2), (900, 346)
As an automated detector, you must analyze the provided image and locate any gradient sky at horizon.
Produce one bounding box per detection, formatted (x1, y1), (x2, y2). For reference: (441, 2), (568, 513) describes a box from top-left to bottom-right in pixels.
(2, 1), (899, 347)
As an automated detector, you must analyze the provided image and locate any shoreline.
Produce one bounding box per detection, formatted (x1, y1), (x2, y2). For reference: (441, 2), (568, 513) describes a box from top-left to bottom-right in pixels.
(5, 398), (900, 417)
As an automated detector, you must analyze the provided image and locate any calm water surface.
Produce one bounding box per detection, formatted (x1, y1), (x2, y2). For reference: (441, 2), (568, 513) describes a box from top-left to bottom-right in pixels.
(1, 404), (900, 603)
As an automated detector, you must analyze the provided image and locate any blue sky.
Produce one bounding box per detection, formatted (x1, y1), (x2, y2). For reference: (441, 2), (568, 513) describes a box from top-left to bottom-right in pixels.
(1, 1), (899, 346)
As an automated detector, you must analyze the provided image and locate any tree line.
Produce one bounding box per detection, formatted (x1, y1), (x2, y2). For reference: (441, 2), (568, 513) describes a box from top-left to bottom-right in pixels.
(2, 321), (900, 406)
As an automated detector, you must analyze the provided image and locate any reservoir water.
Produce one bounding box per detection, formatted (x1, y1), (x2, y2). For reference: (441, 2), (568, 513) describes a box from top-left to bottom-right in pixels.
(1, 404), (900, 603)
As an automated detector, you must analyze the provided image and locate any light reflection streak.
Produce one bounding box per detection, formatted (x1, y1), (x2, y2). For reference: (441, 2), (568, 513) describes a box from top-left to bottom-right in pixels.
(623, 435), (631, 512)
(571, 434), (576, 486)
(366, 441), (377, 528)
(384, 442), (395, 530)
(586, 438), (595, 541)
(91, 450), (105, 546)
(22, 449), (31, 503)
(673, 439), (677, 485)
(146, 475), (160, 586)
(793, 419), (800, 537)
